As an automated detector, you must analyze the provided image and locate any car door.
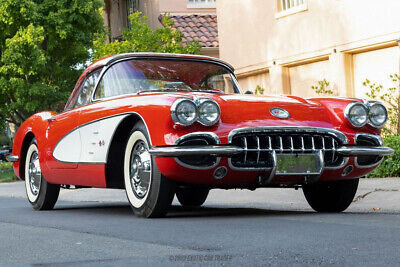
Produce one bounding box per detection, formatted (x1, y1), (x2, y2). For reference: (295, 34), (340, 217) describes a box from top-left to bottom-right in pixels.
(46, 69), (101, 169)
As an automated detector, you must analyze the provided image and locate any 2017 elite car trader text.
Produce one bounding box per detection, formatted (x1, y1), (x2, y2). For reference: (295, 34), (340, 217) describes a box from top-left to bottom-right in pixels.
(7, 53), (393, 217)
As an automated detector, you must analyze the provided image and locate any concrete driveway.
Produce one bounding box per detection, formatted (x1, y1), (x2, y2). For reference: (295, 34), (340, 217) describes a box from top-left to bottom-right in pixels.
(1, 179), (400, 266)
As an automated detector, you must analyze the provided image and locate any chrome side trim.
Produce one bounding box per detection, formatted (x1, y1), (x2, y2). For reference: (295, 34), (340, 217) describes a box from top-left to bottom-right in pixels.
(228, 126), (349, 145)
(174, 132), (221, 170)
(6, 155), (19, 162)
(336, 146), (393, 156)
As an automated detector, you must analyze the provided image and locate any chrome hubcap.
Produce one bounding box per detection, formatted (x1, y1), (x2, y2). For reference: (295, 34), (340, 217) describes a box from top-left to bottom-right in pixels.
(28, 152), (41, 196)
(130, 141), (151, 198)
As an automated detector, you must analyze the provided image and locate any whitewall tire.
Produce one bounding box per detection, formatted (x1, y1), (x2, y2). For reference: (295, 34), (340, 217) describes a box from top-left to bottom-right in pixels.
(25, 139), (60, 210)
(123, 122), (175, 218)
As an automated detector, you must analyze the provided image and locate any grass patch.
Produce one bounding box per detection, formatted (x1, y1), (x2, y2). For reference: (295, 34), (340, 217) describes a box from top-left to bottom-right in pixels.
(0, 161), (18, 183)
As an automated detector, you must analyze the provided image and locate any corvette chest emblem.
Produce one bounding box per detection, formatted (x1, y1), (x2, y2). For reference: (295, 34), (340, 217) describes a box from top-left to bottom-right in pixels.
(270, 107), (290, 119)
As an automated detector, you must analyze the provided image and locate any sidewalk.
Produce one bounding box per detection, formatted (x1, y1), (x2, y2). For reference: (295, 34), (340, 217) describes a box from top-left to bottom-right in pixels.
(1, 178), (400, 213)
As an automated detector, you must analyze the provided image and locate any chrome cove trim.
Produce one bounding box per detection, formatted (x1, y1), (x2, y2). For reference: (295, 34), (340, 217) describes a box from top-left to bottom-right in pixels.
(6, 155), (19, 162)
(174, 132), (221, 170)
(228, 126), (349, 145)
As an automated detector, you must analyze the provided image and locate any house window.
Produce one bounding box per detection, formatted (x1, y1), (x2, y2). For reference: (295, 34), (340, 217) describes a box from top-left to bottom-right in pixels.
(126, 0), (139, 28)
(188, 0), (216, 9)
(276, 0), (307, 18)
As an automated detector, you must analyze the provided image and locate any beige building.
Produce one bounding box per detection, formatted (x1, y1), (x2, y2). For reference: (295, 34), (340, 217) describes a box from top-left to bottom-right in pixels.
(217, 0), (400, 98)
(103, 0), (219, 58)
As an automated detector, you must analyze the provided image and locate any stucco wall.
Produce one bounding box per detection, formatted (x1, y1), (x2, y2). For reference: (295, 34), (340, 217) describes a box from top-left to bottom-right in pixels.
(217, 0), (400, 98)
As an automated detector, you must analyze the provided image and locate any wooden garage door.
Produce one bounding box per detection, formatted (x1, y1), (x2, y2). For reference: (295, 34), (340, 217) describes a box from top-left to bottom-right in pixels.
(353, 46), (399, 99)
(289, 60), (330, 98)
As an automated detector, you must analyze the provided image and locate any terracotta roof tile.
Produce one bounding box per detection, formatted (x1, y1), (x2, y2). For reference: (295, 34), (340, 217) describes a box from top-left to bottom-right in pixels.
(166, 14), (219, 48)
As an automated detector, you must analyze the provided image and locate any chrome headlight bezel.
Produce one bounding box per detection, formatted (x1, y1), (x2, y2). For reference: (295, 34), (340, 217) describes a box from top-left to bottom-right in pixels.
(198, 99), (221, 126)
(344, 102), (369, 128)
(170, 98), (198, 126)
(171, 98), (221, 126)
(368, 101), (388, 128)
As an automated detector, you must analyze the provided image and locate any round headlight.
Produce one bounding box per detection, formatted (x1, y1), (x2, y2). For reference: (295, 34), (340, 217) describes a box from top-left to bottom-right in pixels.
(345, 102), (368, 128)
(198, 100), (221, 126)
(171, 99), (198, 126)
(369, 102), (388, 128)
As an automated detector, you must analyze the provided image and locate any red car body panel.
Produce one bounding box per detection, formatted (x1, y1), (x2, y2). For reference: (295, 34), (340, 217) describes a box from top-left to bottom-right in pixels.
(11, 53), (384, 188)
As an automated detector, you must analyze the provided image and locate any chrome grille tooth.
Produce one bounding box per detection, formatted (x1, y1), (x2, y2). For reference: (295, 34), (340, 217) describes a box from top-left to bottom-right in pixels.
(242, 136), (248, 163)
(301, 136), (305, 152)
(290, 136), (294, 152)
(331, 137), (336, 163)
(268, 136), (272, 150)
(256, 136), (261, 163)
(279, 136), (283, 153)
(311, 136), (315, 151)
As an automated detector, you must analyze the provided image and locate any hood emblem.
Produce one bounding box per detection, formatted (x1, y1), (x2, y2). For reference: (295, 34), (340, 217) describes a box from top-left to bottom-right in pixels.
(270, 107), (290, 119)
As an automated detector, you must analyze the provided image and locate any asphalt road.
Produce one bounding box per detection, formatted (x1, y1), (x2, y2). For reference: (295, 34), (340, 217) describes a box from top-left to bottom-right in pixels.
(1, 179), (400, 266)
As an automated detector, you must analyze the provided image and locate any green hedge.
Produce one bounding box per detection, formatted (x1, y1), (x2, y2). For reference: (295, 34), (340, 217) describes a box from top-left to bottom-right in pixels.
(367, 135), (400, 178)
(0, 162), (17, 183)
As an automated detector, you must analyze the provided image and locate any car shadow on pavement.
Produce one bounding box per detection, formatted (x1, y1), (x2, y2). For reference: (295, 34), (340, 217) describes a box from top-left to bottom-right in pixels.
(53, 202), (313, 218)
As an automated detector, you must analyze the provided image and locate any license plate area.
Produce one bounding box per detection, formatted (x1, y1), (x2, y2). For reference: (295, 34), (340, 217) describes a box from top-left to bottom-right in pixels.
(276, 152), (323, 175)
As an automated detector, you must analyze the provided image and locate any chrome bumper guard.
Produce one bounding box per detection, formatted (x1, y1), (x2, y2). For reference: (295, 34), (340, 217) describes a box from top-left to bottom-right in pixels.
(6, 155), (19, 162)
(149, 145), (393, 157)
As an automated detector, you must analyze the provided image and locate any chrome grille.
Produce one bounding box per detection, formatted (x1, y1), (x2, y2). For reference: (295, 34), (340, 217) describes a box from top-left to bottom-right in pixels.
(230, 132), (344, 169)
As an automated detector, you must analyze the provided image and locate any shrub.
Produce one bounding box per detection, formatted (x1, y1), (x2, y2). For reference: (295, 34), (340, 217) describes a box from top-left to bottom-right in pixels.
(366, 135), (400, 178)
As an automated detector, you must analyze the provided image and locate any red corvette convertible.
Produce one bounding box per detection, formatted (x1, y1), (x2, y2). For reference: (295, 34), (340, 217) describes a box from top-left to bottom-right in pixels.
(8, 53), (393, 217)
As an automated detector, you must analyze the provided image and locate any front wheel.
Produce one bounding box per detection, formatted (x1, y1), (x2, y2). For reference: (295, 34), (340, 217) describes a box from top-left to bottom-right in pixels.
(303, 178), (359, 212)
(25, 139), (60, 210)
(123, 122), (175, 218)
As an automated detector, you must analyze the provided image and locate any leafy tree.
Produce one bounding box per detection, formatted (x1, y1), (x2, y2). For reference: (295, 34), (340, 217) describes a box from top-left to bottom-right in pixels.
(0, 0), (104, 127)
(363, 74), (400, 136)
(93, 12), (201, 60)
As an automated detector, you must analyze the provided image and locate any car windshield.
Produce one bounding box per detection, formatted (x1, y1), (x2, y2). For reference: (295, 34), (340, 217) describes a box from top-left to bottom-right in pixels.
(94, 59), (238, 99)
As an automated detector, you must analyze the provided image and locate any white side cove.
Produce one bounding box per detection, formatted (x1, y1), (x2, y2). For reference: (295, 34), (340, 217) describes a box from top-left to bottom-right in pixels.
(53, 115), (128, 164)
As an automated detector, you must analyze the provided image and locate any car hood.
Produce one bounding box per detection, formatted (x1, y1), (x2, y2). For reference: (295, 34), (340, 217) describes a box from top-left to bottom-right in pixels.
(161, 92), (336, 128)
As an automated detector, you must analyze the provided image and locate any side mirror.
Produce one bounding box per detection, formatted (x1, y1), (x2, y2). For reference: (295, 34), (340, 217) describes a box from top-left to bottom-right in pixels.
(244, 90), (253, 95)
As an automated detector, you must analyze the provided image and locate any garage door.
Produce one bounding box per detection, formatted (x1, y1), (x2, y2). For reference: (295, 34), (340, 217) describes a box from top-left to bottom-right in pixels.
(238, 71), (270, 94)
(353, 46), (399, 99)
(289, 60), (330, 98)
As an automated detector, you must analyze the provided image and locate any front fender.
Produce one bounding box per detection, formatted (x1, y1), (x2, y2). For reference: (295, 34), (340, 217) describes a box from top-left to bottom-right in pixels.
(12, 111), (56, 179)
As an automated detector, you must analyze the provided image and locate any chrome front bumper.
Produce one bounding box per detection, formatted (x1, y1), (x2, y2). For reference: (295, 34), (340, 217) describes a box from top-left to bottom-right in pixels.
(6, 155), (19, 162)
(149, 145), (394, 157)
